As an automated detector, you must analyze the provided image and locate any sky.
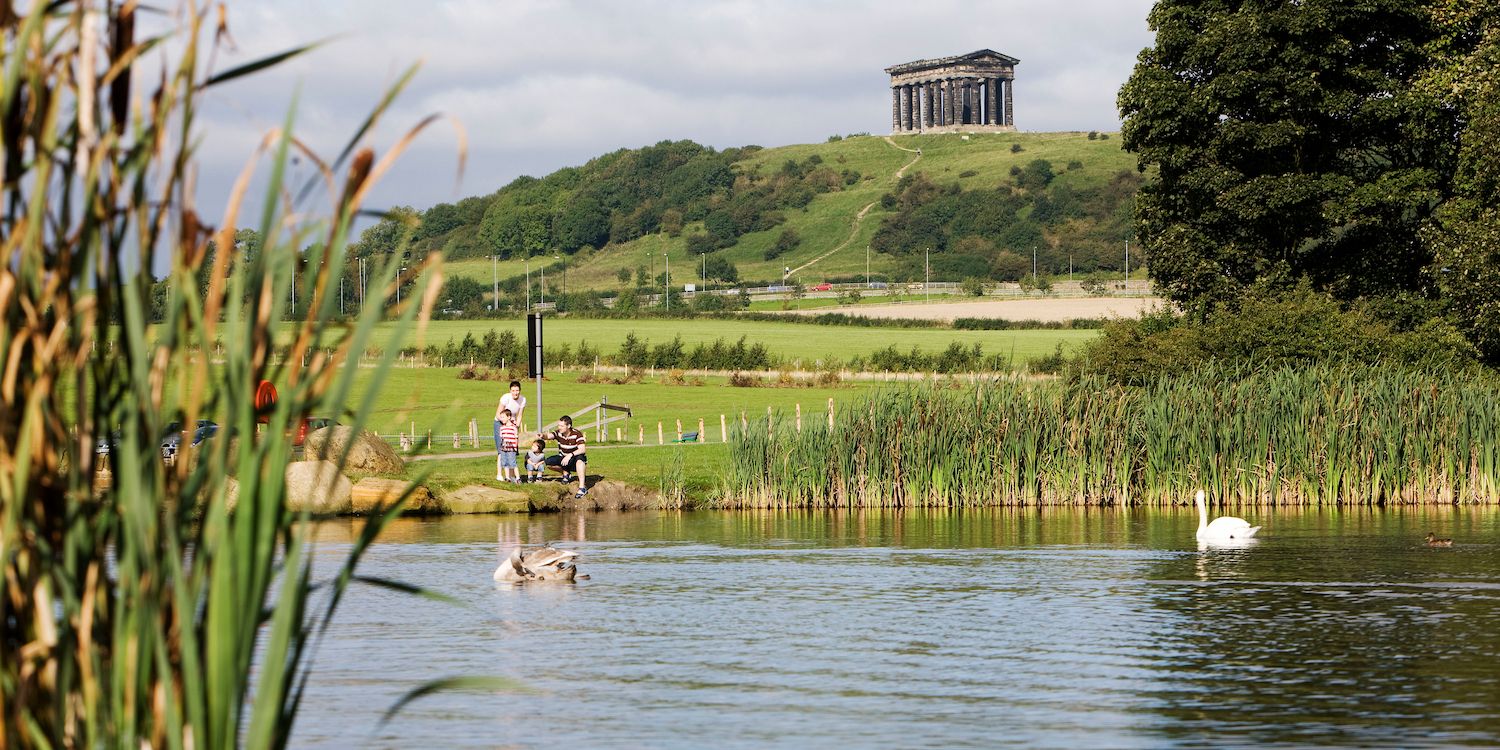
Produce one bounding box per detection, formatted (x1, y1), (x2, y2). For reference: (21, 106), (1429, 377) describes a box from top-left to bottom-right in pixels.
(170, 0), (1158, 226)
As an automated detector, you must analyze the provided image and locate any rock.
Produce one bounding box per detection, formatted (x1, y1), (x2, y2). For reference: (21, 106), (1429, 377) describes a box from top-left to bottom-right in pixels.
(441, 484), (530, 514)
(283, 460), (352, 515)
(351, 477), (439, 514)
(533, 479), (659, 512)
(304, 426), (405, 475)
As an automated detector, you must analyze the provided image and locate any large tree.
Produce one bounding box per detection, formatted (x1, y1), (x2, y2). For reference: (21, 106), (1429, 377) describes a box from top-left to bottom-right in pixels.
(1423, 4), (1500, 363)
(1119, 0), (1461, 307)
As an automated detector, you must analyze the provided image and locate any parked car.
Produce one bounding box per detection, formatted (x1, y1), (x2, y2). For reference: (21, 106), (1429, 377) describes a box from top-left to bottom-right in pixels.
(812, 282), (833, 292)
(161, 420), (218, 462)
(291, 417), (338, 447)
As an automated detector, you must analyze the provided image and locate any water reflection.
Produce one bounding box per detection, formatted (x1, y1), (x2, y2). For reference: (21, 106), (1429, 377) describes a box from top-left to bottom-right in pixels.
(295, 506), (1500, 749)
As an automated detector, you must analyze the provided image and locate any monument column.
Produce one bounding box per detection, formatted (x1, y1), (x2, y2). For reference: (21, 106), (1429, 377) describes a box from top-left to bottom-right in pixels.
(986, 78), (999, 125)
(1004, 76), (1014, 126)
(891, 87), (900, 132)
(970, 79), (981, 125)
(899, 85), (912, 131)
(926, 82), (937, 128)
(949, 78), (960, 126)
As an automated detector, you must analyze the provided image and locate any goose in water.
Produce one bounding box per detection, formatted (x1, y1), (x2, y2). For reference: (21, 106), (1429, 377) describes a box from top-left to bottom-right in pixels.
(1425, 532), (1453, 548)
(1194, 490), (1260, 542)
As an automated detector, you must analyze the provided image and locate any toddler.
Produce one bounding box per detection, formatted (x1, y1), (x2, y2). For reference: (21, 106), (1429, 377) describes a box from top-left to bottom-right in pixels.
(524, 438), (547, 483)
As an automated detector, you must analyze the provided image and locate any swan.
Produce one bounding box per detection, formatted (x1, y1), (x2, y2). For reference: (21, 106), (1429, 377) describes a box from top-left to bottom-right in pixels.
(1194, 490), (1260, 542)
(495, 528), (586, 582)
(1424, 532), (1453, 548)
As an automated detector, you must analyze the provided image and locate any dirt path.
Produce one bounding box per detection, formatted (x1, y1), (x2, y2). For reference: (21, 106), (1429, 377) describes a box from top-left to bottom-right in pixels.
(787, 138), (922, 279)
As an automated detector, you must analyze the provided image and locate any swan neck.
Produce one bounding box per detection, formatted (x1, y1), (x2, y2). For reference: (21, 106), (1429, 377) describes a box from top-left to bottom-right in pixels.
(1195, 494), (1207, 530)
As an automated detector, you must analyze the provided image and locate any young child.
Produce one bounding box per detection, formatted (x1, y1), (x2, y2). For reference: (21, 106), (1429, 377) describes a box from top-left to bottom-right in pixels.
(495, 409), (520, 483)
(524, 438), (547, 483)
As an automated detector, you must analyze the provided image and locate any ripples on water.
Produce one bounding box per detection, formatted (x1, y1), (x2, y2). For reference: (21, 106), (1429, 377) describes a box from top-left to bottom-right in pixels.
(296, 507), (1500, 749)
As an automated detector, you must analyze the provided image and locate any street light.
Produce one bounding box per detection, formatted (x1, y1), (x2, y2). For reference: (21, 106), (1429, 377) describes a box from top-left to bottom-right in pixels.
(925, 247), (930, 304)
(664, 252), (671, 312)
(491, 254), (498, 311)
(525, 256), (531, 312)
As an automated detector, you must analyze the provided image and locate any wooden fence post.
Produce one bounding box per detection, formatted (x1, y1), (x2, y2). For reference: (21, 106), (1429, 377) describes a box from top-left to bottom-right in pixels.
(639, 424), (645, 444)
(698, 418), (705, 442)
(795, 403), (802, 432)
(658, 422), (664, 445)
(828, 397), (835, 430)
(721, 414), (727, 443)
(767, 405), (773, 437)
(675, 419), (682, 442)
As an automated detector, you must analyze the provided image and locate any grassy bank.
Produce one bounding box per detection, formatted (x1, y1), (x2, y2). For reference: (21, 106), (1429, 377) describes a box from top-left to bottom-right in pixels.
(724, 367), (1500, 507)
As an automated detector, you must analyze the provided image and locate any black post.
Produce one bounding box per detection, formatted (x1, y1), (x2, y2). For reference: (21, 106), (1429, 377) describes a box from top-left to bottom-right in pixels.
(527, 312), (544, 433)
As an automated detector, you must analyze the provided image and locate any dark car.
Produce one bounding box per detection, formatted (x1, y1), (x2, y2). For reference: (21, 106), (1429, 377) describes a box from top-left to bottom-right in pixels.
(161, 420), (218, 462)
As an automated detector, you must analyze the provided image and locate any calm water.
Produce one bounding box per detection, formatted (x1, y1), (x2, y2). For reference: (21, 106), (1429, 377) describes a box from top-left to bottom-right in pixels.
(296, 507), (1500, 748)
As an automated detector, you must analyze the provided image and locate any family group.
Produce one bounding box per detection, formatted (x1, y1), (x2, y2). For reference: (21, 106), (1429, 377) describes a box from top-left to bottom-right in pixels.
(492, 380), (589, 498)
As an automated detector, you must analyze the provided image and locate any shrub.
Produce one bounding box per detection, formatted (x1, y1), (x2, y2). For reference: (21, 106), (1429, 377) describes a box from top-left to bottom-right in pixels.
(1010, 143), (1024, 153)
(960, 277), (990, 296)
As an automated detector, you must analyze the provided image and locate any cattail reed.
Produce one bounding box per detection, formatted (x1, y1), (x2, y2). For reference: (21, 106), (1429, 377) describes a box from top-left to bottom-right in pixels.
(723, 366), (1500, 508)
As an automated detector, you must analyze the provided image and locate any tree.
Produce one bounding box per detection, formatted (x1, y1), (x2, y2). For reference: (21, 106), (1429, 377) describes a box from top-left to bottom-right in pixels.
(1118, 0), (1462, 308)
(353, 206), (419, 257)
(702, 254), (739, 283)
(553, 193), (609, 252)
(960, 277), (990, 297)
(1423, 7), (1500, 363)
(440, 276), (487, 312)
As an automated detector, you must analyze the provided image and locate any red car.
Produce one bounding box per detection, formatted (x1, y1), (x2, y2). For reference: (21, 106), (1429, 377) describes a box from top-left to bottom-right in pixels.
(291, 417), (338, 446)
(812, 282), (833, 292)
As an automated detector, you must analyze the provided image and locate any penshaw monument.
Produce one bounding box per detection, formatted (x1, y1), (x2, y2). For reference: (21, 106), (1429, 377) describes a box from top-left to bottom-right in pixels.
(885, 49), (1018, 134)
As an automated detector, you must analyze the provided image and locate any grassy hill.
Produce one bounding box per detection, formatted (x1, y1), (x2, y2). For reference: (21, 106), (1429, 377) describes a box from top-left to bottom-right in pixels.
(391, 131), (1137, 299)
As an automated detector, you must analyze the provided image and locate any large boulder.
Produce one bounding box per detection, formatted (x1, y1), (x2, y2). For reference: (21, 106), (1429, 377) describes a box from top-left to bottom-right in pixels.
(284, 460), (352, 515)
(304, 426), (404, 475)
(351, 477), (440, 514)
(532, 479), (659, 512)
(441, 484), (530, 514)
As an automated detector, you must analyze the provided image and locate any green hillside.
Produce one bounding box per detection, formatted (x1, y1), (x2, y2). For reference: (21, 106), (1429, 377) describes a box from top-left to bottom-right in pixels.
(358, 131), (1138, 305)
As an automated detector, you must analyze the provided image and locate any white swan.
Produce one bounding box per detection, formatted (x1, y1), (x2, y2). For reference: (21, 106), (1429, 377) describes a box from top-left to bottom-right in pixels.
(494, 527), (585, 582)
(1194, 490), (1260, 542)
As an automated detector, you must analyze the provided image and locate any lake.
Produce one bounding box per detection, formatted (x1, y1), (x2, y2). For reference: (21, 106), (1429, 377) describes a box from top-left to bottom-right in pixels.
(295, 506), (1500, 748)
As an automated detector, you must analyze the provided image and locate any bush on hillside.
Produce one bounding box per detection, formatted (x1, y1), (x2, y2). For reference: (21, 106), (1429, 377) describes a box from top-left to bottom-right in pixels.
(1072, 285), (1481, 385)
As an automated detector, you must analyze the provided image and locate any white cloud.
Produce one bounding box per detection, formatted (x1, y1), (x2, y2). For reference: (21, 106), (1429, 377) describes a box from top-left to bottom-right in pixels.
(168, 0), (1156, 225)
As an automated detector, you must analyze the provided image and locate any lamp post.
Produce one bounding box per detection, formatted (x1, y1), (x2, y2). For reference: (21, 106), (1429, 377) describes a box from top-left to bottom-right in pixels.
(540, 264), (546, 308)
(1032, 246), (1037, 284)
(648, 251), (654, 306)
(491, 254), (498, 311)
(925, 247), (930, 304)
(866, 245), (870, 288)
(525, 256), (531, 312)
(664, 252), (671, 312)
(1125, 239), (1130, 283)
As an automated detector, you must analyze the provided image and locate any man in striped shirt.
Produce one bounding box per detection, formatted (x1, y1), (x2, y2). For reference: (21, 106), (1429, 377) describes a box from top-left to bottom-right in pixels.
(545, 415), (588, 497)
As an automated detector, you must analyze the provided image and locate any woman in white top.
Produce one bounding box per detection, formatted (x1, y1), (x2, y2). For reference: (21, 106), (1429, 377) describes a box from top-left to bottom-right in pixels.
(497, 380), (526, 433)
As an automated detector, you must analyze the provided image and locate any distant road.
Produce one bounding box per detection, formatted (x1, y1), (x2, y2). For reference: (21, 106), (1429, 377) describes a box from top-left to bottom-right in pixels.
(785, 296), (1164, 323)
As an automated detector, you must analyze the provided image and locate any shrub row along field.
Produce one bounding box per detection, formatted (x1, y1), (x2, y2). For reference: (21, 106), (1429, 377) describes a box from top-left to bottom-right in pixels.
(356, 318), (1094, 372)
(724, 366), (1500, 508)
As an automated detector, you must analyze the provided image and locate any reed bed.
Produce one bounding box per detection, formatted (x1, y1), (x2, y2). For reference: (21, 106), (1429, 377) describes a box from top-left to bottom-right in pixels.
(1, 5), (473, 748)
(723, 366), (1500, 507)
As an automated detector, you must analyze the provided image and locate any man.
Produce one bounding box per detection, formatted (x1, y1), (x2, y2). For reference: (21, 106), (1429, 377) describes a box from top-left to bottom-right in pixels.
(545, 415), (588, 498)
(497, 380), (526, 432)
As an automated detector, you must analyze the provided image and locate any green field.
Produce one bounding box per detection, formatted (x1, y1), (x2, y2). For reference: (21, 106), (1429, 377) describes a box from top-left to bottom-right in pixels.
(351, 367), (917, 441)
(443, 132), (1135, 292)
(348, 318), (1095, 367)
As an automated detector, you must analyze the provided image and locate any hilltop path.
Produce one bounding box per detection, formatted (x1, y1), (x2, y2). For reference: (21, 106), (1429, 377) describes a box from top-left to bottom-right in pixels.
(785, 137), (922, 279)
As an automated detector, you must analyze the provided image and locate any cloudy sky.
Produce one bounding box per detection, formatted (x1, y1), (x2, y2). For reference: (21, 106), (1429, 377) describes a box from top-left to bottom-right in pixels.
(179, 0), (1158, 223)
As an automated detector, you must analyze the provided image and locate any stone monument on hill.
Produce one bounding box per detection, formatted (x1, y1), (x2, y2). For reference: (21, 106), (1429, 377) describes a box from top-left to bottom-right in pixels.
(886, 49), (1018, 134)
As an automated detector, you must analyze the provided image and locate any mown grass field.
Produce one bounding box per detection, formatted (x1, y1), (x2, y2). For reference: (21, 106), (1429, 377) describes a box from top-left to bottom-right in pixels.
(444, 131), (1135, 292)
(349, 367), (908, 442)
(349, 318), (1096, 367)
